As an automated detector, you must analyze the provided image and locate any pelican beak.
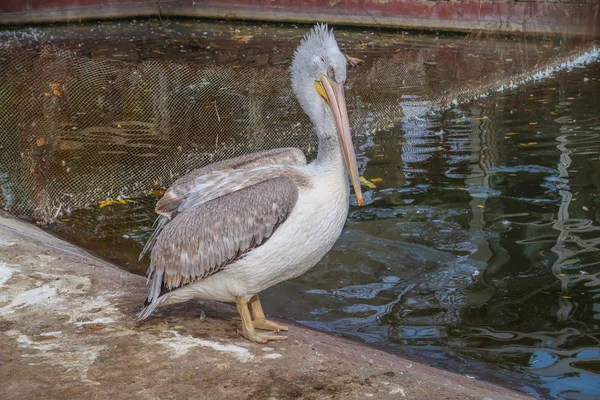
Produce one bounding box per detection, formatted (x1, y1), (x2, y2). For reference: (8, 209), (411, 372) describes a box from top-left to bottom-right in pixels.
(316, 75), (364, 206)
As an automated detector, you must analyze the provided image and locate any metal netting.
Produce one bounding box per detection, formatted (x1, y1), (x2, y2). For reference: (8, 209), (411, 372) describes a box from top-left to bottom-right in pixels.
(0, 19), (597, 223)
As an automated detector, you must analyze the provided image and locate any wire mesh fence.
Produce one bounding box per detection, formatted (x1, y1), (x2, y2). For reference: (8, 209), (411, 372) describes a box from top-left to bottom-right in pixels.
(0, 18), (597, 223)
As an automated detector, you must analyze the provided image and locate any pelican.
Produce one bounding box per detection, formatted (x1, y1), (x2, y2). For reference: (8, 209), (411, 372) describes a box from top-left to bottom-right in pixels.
(138, 24), (363, 343)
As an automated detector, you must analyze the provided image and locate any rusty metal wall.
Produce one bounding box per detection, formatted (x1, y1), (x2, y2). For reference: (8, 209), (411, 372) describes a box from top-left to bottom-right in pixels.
(1, 0), (598, 37)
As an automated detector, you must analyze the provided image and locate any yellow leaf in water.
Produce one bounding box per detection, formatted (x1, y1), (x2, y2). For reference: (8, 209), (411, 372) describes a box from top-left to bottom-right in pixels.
(457, 187), (468, 191)
(520, 142), (538, 147)
(583, 206), (589, 211)
(152, 50), (165, 55)
(550, 112), (557, 115)
(558, 273), (568, 277)
(65, 355), (78, 361)
(375, 154), (384, 158)
(509, 173), (517, 176)
(359, 176), (376, 189)
(567, 97), (575, 100)
(371, 178), (383, 183)
(398, 141), (407, 145)
(528, 122), (538, 125)
(99, 200), (114, 208)
(118, 199), (127, 205)
(117, 124), (122, 129)
(561, 296), (571, 299)
(506, 132), (519, 136)
(477, 205), (485, 209)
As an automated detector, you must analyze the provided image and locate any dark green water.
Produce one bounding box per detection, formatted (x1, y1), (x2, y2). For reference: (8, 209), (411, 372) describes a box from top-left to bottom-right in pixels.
(44, 54), (600, 399)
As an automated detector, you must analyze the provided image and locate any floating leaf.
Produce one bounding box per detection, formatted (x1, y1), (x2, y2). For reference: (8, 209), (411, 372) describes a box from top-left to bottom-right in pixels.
(99, 199), (114, 208)
(477, 205), (485, 209)
(35, 137), (46, 146)
(583, 206), (589, 211)
(359, 176), (376, 189)
(520, 142), (538, 147)
(528, 122), (538, 125)
(506, 132), (519, 136)
(509, 173), (517, 176)
(370, 178), (383, 183)
(561, 295), (571, 299)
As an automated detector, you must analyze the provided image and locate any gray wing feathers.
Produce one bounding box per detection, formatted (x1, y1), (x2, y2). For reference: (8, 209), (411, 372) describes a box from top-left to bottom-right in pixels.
(148, 177), (299, 291)
(138, 215), (169, 261)
(156, 148), (306, 218)
(139, 148), (305, 261)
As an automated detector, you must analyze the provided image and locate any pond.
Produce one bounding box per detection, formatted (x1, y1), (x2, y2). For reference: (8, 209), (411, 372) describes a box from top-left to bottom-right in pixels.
(1, 20), (599, 399)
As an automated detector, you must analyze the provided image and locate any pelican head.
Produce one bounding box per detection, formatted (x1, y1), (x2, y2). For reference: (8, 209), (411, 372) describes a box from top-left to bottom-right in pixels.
(291, 24), (363, 206)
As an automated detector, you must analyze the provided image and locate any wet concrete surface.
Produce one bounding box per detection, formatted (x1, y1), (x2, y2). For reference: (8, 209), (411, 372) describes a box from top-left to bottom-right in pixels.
(0, 211), (533, 400)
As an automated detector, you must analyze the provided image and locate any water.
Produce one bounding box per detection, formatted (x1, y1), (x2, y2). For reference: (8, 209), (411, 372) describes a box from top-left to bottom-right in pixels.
(2, 20), (599, 399)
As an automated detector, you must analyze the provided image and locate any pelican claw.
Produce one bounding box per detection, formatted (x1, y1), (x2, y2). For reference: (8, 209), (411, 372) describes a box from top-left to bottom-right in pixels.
(242, 330), (288, 344)
(252, 318), (289, 332)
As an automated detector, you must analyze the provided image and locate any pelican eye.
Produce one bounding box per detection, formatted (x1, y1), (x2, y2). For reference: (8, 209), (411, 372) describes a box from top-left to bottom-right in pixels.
(327, 66), (335, 77)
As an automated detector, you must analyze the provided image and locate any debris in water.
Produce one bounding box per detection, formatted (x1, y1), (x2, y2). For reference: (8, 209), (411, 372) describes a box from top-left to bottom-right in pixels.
(360, 176), (376, 189)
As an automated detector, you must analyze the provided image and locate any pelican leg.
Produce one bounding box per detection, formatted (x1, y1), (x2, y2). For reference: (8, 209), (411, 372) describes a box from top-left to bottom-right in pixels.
(249, 295), (289, 332)
(235, 297), (286, 343)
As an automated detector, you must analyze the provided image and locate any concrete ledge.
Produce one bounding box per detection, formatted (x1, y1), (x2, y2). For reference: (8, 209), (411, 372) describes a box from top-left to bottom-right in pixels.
(0, 212), (532, 399)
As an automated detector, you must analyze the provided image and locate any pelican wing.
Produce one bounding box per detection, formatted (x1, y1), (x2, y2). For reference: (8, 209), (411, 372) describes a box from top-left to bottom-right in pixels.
(145, 176), (299, 304)
(139, 148), (306, 260)
(156, 148), (306, 218)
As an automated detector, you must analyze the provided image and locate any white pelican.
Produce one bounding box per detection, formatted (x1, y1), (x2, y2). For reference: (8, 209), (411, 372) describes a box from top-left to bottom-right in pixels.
(138, 24), (363, 343)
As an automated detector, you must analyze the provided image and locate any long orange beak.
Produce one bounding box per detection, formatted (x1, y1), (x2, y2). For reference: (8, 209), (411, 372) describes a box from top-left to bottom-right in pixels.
(316, 75), (364, 206)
